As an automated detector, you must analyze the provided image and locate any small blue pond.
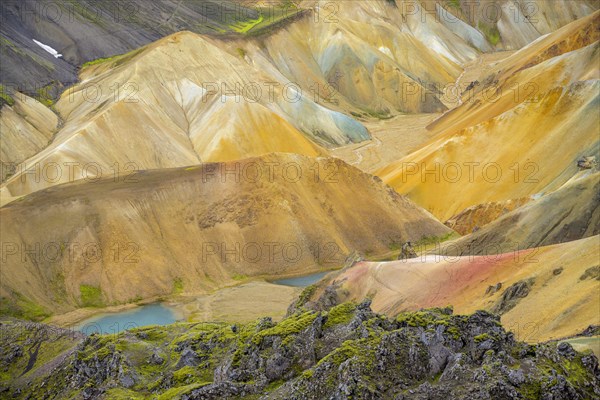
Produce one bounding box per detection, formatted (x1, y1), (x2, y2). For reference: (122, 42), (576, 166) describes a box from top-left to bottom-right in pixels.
(271, 271), (331, 287)
(74, 303), (177, 335)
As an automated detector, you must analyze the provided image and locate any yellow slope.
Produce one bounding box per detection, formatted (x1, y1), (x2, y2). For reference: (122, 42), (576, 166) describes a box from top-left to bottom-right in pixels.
(318, 236), (600, 342)
(377, 17), (599, 220)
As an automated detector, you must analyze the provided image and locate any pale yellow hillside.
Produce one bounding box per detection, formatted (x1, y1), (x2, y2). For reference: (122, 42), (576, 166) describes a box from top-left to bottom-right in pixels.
(377, 15), (599, 220)
(0, 92), (59, 181)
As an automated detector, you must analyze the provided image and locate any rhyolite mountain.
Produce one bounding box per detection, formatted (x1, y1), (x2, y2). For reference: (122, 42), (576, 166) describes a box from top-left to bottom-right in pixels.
(302, 235), (600, 342)
(1, 2), (599, 399)
(0, 154), (451, 316)
(377, 11), (600, 221)
(2, 0), (596, 97)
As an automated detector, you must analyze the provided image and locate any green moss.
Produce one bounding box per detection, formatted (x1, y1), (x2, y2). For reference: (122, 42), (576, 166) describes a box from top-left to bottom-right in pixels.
(317, 339), (361, 366)
(104, 388), (146, 399)
(0, 84), (15, 107)
(482, 364), (492, 374)
(365, 109), (393, 120)
(232, 273), (247, 281)
(324, 302), (356, 329)
(253, 311), (317, 345)
(157, 383), (210, 400)
(82, 56), (118, 68)
(4, 306), (600, 399)
(79, 284), (104, 307)
(296, 284), (317, 307)
(478, 21), (501, 46)
(0, 323), (76, 387)
(301, 369), (314, 379)
(265, 378), (285, 391)
(396, 310), (450, 328)
(173, 277), (184, 294)
(171, 323), (232, 350)
(81, 48), (144, 70)
(236, 48), (247, 58)
(230, 15), (264, 33)
(131, 325), (170, 343)
(415, 232), (456, 247)
(35, 83), (56, 107)
(229, 6), (304, 37)
(446, 0), (461, 9)
(474, 333), (491, 343)
(519, 381), (542, 399)
(561, 355), (591, 386)
(446, 326), (462, 340)
(0, 293), (50, 321)
(316, 335), (381, 368)
(173, 366), (200, 384)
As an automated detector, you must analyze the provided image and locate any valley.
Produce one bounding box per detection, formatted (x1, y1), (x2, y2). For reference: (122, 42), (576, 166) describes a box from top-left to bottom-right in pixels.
(0, 1), (599, 399)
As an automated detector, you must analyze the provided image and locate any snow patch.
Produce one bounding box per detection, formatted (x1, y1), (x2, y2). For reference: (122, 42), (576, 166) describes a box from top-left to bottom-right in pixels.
(32, 39), (62, 58)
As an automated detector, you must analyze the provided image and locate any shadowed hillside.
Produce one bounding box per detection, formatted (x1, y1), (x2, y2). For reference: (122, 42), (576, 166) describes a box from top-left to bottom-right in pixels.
(0, 153), (451, 316)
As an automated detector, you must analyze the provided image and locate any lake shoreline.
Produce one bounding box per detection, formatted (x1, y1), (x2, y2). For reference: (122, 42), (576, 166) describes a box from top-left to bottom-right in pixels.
(46, 270), (337, 331)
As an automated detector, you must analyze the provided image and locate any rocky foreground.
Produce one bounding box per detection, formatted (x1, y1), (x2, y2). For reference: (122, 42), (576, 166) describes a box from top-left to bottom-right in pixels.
(1, 299), (599, 400)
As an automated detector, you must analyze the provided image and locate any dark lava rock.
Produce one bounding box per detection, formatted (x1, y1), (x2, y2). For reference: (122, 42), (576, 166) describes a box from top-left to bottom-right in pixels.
(148, 352), (164, 366)
(557, 342), (576, 359)
(2, 302), (599, 400)
(176, 347), (201, 368)
(492, 278), (535, 314)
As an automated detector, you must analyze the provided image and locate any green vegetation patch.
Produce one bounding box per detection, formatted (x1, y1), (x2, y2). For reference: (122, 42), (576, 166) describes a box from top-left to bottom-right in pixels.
(253, 311), (317, 345)
(79, 284), (104, 307)
(324, 302), (356, 329)
(396, 307), (453, 328)
(316, 335), (381, 368)
(415, 232), (457, 247)
(474, 333), (491, 343)
(157, 382), (210, 400)
(365, 109), (393, 120)
(173, 277), (184, 294)
(296, 284), (317, 308)
(230, 15), (264, 33)
(228, 5), (303, 37)
(478, 21), (501, 46)
(35, 83), (56, 107)
(104, 387), (146, 399)
(81, 55), (118, 68)
(447, 0), (461, 9)
(0, 293), (50, 321)
(81, 47), (144, 70)
(232, 273), (247, 281)
(0, 84), (15, 107)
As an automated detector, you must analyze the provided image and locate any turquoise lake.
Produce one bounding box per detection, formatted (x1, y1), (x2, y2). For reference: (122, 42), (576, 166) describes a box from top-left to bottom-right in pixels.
(74, 303), (177, 335)
(74, 271), (332, 334)
(271, 271), (331, 287)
